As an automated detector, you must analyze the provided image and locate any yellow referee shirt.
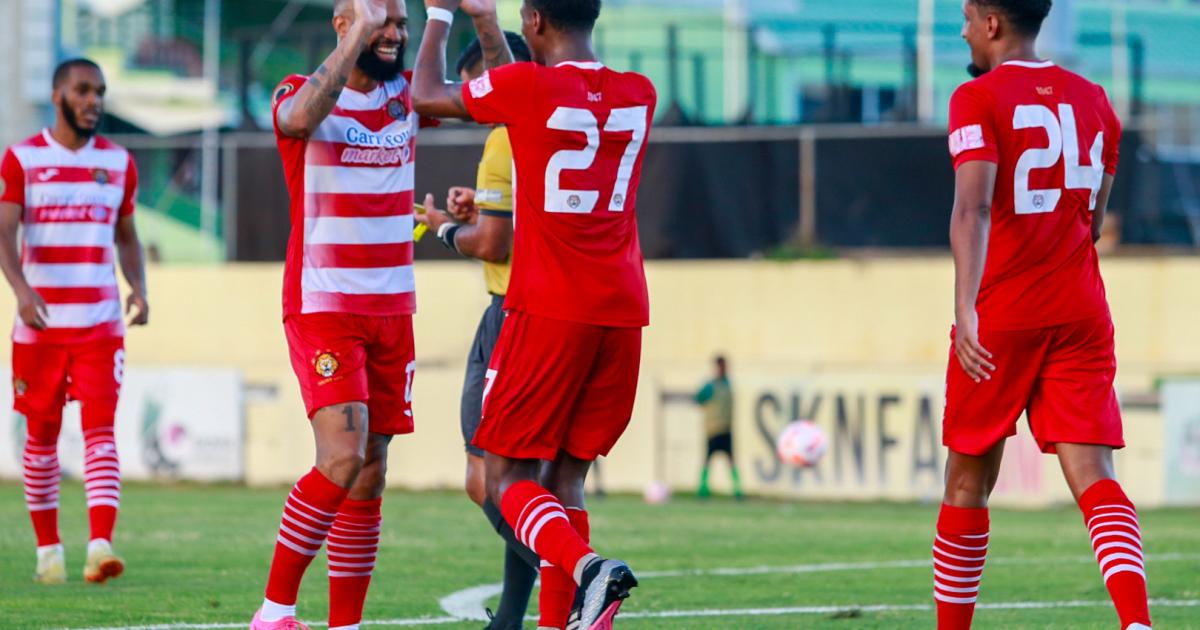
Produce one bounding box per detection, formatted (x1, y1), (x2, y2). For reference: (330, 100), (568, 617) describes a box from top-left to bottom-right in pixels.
(476, 127), (514, 296)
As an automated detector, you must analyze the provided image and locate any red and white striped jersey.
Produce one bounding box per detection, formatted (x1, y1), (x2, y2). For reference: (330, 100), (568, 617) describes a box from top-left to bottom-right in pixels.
(272, 73), (419, 317)
(0, 131), (137, 344)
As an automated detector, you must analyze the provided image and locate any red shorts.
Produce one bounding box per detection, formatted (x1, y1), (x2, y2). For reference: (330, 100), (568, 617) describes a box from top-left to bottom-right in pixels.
(473, 310), (642, 461)
(284, 313), (415, 435)
(944, 314), (1123, 455)
(12, 337), (125, 422)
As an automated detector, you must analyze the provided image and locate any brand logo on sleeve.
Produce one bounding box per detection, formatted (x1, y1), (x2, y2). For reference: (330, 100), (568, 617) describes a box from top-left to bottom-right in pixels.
(948, 124), (985, 157)
(469, 72), (495, 99)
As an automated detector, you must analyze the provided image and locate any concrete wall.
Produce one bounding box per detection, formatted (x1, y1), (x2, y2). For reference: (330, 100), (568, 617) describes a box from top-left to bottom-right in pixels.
(1, 257), (1197, 506)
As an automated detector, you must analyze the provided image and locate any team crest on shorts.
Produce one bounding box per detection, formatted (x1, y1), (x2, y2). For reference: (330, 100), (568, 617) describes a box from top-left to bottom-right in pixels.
(13, 377), (26, 397)
(314, 352), (340, 378)
(92, 168), (110, 185)
(388, 99), (407, 120)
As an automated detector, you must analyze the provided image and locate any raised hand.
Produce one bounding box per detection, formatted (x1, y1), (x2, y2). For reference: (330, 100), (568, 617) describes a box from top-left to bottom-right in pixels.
(352, 0), (389, 31)
(446, 187), (479, 224)
(459, 0), (496, 18)
(424, 0), (463, 12)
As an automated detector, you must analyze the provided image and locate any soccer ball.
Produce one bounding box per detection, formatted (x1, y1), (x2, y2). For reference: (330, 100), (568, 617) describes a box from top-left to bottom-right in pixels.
(643, 480), (671, 505)
(776, 420), (827, 468)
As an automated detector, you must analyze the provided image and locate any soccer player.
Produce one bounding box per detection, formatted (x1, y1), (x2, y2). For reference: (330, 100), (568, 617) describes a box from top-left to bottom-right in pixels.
(694, 355), (742, 500)
(937, 1), (1149, 628)
(416, 31), (540, 630)
(252, 1), (423, 628)
(0, 58), (148, 585)
(412, 1), (656, 627)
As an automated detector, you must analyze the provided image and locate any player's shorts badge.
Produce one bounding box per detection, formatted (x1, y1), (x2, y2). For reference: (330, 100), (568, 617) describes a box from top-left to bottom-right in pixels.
(314, 352), (340, 378)
(388, 99), (407, 120)
(13, 377), (26, 397)
(92, 169), (110, 185)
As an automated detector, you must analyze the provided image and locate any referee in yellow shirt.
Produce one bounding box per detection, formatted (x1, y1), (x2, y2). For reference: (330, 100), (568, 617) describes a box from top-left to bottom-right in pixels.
(416, 32), (535, 630)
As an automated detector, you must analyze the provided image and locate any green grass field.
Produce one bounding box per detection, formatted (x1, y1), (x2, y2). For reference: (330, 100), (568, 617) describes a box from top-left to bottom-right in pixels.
(0, 482), (1197, 629)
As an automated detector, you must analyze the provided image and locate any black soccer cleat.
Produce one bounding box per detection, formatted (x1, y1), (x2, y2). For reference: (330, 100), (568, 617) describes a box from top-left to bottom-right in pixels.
(566, 558), (638, 630)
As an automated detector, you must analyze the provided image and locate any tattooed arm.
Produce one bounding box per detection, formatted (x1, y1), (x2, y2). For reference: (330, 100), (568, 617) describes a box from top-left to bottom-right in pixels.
(276, 4), (385, 138)
(461, 0), (513, 70)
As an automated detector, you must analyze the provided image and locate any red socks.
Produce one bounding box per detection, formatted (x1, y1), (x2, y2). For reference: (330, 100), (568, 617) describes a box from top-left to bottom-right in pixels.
(1079, 479), (1151, 629)
(501, 481), (594, 578)
(23, 423), (61, 547)
(328, 497), (382, 629)
(933, 504), (989, 630)
(83, 424), (121, 542)
(538, 508), (591, 629)
(264, 467), (348, 606)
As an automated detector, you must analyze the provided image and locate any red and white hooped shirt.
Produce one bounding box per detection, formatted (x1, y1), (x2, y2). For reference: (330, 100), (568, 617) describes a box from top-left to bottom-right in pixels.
(0, 130), (137, 345)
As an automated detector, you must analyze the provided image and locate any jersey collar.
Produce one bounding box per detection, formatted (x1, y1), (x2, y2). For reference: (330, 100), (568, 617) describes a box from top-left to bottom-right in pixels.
(42, 128), (96, 153)
(555, 61), (605, 71)
(1001, 59), (1055, 69)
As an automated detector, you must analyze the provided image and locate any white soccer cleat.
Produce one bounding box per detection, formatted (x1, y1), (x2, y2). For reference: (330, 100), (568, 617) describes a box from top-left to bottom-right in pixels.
(34, 544), (66, 585)
(84, 539), (125, 584)
(1125, 625), (1152, 629)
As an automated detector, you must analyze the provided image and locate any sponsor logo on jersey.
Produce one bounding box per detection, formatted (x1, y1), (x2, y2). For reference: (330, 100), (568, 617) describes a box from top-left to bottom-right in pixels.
(315, 352), (340, 378)
(948, 124), (986, 157)
(92, 169), (110, 185)
(387, 98), (407, 120)
(340, 146), (408, 166)
(1036, 86), (1054, 96)
(469, 72), (495, 98)
(344, 125), (413, 149)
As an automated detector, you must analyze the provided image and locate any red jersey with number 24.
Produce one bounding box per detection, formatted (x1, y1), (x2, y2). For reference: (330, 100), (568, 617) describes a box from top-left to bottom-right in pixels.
(948, 60), (1121, 330)
(462, 61), (655, 328)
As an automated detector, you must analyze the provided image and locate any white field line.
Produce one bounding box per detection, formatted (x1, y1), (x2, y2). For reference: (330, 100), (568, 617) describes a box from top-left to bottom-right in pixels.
(56, 554), (1200, 630)
(54, 600), (1200, 630)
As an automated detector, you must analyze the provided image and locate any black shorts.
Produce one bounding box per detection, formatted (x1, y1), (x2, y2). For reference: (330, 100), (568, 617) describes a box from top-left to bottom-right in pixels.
(461, 294), (506, 457)
(706, 432), (733, 458)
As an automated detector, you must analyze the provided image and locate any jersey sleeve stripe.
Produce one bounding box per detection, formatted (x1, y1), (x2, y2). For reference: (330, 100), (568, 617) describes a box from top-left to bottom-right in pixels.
(305, 215), (414, 246)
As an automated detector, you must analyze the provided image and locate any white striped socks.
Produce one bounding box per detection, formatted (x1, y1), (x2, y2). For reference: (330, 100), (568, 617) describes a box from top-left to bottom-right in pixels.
(933, 503), (989, 629)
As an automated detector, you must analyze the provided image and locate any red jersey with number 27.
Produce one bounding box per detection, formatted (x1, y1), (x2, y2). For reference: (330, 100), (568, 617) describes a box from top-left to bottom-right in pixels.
(948, 60), (1121, 330)
(462, 61), (656, 328)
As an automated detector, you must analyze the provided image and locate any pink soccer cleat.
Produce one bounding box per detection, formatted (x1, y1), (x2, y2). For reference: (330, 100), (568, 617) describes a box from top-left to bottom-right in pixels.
(250, 609), (310, 630)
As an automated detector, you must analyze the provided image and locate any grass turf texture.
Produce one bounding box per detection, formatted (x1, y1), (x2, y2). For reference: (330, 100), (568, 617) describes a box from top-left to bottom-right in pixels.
(0, 482), (1197, 629)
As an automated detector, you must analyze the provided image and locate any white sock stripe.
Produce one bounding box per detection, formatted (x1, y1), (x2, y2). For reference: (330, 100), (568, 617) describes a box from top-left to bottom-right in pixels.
(517, 500), (561, 544)
(27, 502), (60, 511)
(328, 570), (374, 578)
(278, 522), (328, 547)
(933, 558), (987, 573)
(276, 535), (320, 556)
(24, 478), (62, 488)
(932, 546), (988, 563)
(328, 560), (376, 569)
(1099, 553), (1146, 571)
(514, 494), (558, 534)
(287, 491), (338, 519)
(86, 491), (121, 501)
(327, 551), (378, 559)
(525, 510), (569, 552)
(326, 532), (380, 542)
(1092, 503), (1137, 516)
(957, 533), (989, 539)
(1086, 510), (1139, 529)
(283, 501), (336, 527)
(933, 568), (984, 583)
(1093, 541), (1144, 559)
(281, 511), (332, 538)
(934, 592), (979, 604)
(1088, 520), (1141, 538)
(324, 542), (379, 550)
(1103, 564), (1147, 582)
(935, 535), (989, 552)
(85, 498), (121, 508)
(330, 522), (381, 533)
(933, 582), (980, 594)
(1091, 530), (1143, 547)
